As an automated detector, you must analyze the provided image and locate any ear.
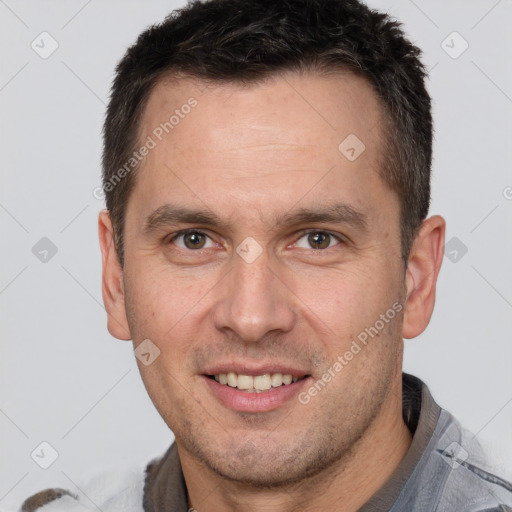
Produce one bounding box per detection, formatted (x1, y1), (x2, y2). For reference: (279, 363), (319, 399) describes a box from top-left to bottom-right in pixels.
(98, 210), (131, 340)
(402, 215), (446, 339)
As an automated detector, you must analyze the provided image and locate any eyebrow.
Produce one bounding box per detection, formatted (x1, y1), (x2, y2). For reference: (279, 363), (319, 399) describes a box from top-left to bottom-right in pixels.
(142, 205), (229, 236)
(276, 203), (369, 233)
(142, 202), (369, 236)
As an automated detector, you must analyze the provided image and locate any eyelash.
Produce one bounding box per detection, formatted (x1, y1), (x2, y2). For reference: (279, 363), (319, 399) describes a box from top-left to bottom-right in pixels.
(294, 229), (344, 250)
(167, 229), (344, 251)
(167, 229), (217, 250)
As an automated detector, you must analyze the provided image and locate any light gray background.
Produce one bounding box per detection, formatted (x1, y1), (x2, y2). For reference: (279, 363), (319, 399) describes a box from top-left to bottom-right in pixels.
(1, 0), (511, 509)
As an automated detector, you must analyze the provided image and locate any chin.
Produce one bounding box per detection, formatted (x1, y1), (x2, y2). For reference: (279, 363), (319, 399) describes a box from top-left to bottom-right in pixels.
(196, 437), (344, 489)
(217, 460), (310, 489)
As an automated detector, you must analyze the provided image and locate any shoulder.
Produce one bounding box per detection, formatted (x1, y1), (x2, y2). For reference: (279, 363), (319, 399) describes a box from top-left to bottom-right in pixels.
(18, 466), (147, 512)
(428, 409), (512, 510)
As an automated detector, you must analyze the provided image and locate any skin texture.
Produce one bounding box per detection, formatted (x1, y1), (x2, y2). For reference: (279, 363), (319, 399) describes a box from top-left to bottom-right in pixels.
(99, 71), (445, 511)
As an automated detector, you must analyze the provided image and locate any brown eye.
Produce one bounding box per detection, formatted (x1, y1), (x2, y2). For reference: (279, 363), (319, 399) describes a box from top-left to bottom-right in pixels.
(294, 231), (341, 250)
(183, 232), (206, 249)
(307, 232), (331, 249)
(172, 231), (213, 250)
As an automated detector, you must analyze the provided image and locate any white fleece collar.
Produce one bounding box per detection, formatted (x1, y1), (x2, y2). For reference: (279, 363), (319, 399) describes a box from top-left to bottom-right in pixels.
(23, 467), (145, 512)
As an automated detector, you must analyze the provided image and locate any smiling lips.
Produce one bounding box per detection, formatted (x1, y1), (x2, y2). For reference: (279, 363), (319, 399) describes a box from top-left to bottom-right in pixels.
(204, 372), (310, 412)
(208, 372), (306, 392)
(202, 363), (311, 412)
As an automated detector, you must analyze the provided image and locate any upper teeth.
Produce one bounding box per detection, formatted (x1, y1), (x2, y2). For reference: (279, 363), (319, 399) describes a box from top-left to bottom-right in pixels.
(213, 372), (300, 391)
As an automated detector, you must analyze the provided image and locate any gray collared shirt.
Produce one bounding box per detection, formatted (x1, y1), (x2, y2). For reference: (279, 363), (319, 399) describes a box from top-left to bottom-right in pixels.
(359, 373), (512, 511)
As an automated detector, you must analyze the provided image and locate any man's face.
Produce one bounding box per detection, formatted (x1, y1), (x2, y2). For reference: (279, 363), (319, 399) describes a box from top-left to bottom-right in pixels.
(119, 71), (407, 485)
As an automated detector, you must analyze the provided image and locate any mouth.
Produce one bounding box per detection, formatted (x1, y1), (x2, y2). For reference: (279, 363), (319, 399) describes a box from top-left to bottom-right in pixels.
(205, 372), (309, 393)
(202, 370), (311, 413)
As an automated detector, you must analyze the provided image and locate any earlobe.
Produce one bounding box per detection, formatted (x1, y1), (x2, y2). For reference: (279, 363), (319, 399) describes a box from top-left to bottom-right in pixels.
(402, 215), (446, 339)
(98, 210), (132, 341)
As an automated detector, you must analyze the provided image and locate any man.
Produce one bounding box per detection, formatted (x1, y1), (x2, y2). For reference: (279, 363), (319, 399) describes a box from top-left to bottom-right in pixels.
(20, 0), (512, 510)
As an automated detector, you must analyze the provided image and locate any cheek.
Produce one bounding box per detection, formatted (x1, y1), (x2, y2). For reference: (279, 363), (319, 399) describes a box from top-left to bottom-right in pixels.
(126, 265), (204, 329)
(126, 271), (202, 403)
(124, 265), (220, 377)
(292, 260), (399, 334)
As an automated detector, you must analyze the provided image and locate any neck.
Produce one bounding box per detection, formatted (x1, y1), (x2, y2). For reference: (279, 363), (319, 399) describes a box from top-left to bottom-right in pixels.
(178, 376), (412, 512)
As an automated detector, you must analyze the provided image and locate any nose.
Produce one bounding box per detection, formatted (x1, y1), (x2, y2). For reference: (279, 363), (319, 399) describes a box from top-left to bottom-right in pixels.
(212, 247), (296, 343)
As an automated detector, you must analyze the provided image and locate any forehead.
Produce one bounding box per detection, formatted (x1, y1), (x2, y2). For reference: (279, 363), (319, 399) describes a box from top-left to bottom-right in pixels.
(129, 70), (395, 232)
(142, 70), (383, 153)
